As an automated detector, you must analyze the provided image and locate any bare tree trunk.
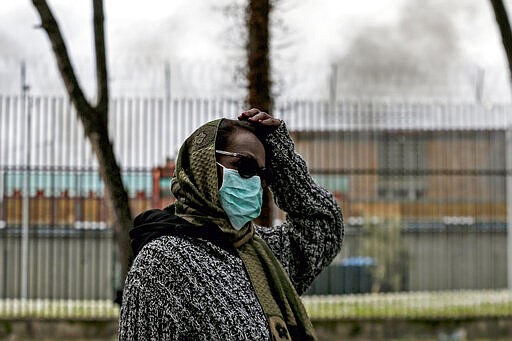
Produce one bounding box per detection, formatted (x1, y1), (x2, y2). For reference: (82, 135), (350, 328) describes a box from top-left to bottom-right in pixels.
(490, 0), (512, 81)
(246, 0), (272, 112)
(246, 0), (273, 226)
(32, 0), (132, 302)
(490, 0), (512, 290)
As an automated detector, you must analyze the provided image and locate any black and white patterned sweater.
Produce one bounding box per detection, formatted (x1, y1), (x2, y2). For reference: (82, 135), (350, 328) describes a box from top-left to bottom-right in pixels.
(119, 123), (344, 340)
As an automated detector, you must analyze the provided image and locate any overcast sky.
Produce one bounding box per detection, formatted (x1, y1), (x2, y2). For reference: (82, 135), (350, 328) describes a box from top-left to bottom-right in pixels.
(1, 1), (407, 60)
(1, 0), (512, 168)
(0, 0), (510, 99)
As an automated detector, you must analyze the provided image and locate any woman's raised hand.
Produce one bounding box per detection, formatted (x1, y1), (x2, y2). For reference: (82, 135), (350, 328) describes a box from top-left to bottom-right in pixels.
(238, 108), (281, 137)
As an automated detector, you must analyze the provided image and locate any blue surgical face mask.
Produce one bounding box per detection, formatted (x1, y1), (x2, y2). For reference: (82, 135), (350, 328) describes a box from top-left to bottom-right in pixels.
(217, 163), (263, 230)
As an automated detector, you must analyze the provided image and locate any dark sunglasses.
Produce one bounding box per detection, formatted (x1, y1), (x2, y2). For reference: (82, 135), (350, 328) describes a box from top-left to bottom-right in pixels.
(215, 150), (272, 183)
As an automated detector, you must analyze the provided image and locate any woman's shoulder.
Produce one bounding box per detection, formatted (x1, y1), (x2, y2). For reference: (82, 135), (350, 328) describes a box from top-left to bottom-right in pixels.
(131, 234), (239, 275)
(127, 235), (213, 289)
(144, 234), (196, 252)
(124, 234), (246, 304)
(136, 235), (206, 263)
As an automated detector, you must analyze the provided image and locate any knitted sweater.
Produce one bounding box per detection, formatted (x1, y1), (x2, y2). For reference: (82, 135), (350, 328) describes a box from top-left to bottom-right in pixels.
(118, 123), (344, 340)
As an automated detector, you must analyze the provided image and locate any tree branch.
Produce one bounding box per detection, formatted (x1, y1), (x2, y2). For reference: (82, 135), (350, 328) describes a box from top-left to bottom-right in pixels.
(490, 0), (512, 79)
(32, 0), (133, 302)
(93, 0), (109, 117)
(32, 0), (92, 123)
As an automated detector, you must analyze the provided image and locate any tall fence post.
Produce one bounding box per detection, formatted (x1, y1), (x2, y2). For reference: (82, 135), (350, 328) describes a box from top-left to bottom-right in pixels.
(474, 67), (485, 104)
(329, 64), (338, 116)
(20, 61), (31, 299)
(165, 61), (171, 101)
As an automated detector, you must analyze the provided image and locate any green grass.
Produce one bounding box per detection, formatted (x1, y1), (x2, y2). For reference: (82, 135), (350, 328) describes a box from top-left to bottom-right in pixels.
(1, 289), (512, 320)
(0, 299), (119, 319)
(302, 289), (512, 320)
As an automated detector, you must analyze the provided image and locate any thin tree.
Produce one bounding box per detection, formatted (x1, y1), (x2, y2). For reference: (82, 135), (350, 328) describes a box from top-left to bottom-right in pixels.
(490, 0), (512, 83)
(246, 0), (273, 226)
(32, 0), (132, 301)
(490, 0), (512, 290)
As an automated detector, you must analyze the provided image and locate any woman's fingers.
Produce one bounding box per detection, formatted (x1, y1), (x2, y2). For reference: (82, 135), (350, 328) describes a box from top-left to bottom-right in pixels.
(258, 117), (281, 127)
(239, 108), (263, 120)
(240, 109), (279, 124)
(247, 108), (261, 115)
(248, 112), (270, 122)
(238, 108), (281, 135)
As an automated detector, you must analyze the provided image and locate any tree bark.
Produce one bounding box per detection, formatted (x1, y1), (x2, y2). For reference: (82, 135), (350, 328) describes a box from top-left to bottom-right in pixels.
(246, 0), (272, 112)
(246, 0), (273, 226)
(32, 0), (132, 299)
(93, 0), (109, 120)
(490, 0), (512, 82)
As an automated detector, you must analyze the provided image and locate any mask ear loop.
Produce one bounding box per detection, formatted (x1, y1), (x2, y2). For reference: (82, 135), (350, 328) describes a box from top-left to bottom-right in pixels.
(216, 162), (225, 190)
(218, 161), (241, 171)
(216, 162), (237, 190)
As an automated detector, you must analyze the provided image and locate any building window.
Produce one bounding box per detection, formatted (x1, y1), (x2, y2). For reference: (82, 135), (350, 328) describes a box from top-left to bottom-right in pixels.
(377, 133), (427, 200)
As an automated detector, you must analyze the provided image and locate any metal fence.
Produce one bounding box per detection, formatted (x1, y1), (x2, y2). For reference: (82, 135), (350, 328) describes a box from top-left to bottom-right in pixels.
(1, 95), (512, 318)
(2, 58), (512, 102)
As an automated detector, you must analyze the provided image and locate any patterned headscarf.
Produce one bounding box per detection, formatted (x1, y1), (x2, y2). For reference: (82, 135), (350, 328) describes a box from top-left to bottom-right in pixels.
(171, 119), (316, 340)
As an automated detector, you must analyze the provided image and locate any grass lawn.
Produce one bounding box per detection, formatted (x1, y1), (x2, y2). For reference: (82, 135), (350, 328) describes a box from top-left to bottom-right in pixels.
(1, 289), (511, 320)
(303, 289), (512, 320)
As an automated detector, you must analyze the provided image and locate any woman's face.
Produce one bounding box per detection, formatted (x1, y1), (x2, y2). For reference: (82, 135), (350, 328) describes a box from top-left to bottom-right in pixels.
(216, 129), (266, 188)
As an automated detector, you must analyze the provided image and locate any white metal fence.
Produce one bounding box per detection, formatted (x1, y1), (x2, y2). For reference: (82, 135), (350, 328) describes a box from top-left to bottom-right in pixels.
(1, 95), (512, 316)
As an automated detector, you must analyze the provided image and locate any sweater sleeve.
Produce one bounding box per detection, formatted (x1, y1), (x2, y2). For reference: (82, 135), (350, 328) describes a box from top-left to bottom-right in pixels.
(255, 122), (344, 295)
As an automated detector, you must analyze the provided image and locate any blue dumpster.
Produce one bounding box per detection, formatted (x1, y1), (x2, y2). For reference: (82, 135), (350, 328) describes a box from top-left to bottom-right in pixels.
(305, 257), (375, 295)
(340, 256), (375, 294)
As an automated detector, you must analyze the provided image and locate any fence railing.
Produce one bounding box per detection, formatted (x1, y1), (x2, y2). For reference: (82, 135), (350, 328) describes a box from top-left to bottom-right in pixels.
(1, 95), (512, 318)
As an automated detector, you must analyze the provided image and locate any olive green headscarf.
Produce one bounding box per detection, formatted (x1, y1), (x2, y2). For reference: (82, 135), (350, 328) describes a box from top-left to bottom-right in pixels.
(171, 119), (316, 341)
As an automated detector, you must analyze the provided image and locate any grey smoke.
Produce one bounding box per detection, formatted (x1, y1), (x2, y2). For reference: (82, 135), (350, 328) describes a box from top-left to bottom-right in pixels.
(334, 0), (495, 100)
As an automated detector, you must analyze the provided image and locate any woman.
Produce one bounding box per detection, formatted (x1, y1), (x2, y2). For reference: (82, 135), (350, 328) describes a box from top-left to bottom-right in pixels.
(119, 108), (343, 340)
